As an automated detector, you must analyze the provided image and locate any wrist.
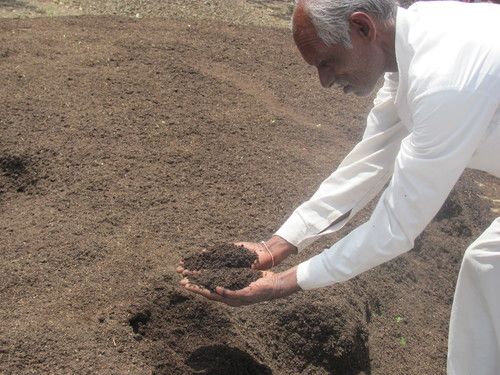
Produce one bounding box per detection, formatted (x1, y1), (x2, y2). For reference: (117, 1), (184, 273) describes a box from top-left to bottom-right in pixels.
(273, 266), (301, 299)
(265, 235), (298, 261)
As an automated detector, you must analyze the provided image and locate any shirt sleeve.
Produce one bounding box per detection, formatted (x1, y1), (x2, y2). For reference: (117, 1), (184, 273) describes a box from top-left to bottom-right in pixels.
(296, 88), (498, 290)
(275, 73), (408, 250)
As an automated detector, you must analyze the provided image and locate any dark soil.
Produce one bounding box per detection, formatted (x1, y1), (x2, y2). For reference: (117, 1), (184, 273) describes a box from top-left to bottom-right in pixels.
(0, 154), (40, 195)
(185, 345), (273, 375)
(183, 243), (257, 270)
(269, 297), (370, 374)
(1, 13), (498, 375)
(191, 268), (262, 291)
(183, 243), (261, 291)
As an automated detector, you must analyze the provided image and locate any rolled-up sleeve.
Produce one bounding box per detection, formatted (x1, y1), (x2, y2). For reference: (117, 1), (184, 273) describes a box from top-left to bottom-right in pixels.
(276, 73), (407, 250)
(297, 88), (498, 290)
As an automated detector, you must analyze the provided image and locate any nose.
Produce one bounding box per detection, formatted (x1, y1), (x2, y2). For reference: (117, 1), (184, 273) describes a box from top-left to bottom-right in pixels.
(317, 66), (335, 88)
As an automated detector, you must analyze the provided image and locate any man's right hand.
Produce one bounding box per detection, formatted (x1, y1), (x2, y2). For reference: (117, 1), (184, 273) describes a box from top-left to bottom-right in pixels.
(176, 235), (298, 275)
(235, 235), (298, 270)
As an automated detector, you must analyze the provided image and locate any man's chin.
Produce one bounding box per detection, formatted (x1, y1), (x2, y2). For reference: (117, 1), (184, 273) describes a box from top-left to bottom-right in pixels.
(342, 85), (353, 94)
(341, 83), (374, 97)
(352, 85), (376, 97)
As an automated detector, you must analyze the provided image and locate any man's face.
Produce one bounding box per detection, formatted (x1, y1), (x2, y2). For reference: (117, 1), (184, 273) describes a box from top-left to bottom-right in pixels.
(293, 8), (384, 97)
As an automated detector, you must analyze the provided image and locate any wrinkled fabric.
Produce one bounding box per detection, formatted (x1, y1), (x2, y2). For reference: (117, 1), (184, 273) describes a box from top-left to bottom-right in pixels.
(274, 2), (500, 289)
(276, 2), (500, 373)
(447, 218), (500, 375)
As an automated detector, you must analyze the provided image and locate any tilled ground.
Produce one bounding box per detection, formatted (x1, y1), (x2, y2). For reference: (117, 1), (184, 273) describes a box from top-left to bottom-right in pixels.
(0, 0), (294, 27)
(0, 5), (498, 375)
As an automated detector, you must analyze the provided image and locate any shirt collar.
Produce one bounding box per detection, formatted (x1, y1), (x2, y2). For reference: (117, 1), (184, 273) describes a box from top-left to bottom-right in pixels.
(394, 6), (411, 106)
(395, 6), (411, 77)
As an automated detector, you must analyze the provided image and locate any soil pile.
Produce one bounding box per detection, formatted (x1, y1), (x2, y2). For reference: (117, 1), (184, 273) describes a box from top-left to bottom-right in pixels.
(191, 267), (262, 291)
(183, 243), (261, 291)
(183, 243), (257, 270)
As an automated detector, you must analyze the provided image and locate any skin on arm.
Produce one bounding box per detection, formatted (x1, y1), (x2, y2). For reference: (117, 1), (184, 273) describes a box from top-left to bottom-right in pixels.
(235, 235), (298, 270)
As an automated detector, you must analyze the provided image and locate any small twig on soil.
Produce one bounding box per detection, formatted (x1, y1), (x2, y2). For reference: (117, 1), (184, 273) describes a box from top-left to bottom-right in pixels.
(112, 337), (117, 346)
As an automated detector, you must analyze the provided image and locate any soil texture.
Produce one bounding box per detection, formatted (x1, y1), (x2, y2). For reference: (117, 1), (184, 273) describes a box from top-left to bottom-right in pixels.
(0, 7), (499, 375)
(191, 268), (263, 292)
(183, 243), (257, 270)
(183, 243), (261, 292)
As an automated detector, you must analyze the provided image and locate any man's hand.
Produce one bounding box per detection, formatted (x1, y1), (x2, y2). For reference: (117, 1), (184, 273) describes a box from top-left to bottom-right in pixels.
(180, 267), (300, 307)
(176, 235), (298, 275)
(235, 236), (297, 270)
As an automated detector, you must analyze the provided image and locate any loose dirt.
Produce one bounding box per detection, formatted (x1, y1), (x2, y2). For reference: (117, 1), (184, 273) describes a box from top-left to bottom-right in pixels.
(183, 243), (261, 291)
(1, 2), (499, 375)
(191, 268), (262, 292)
(183, 243), (257, 270)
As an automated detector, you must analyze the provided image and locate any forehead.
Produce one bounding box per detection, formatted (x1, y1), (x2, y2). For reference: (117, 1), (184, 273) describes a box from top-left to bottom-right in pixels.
(292, 7), (329, 65)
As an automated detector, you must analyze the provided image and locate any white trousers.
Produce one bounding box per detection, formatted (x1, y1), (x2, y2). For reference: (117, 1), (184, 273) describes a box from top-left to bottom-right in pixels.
(448, 217), (500, 375)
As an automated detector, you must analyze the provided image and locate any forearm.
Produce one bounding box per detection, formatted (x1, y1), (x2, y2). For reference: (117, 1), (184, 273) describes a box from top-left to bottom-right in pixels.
(276, 73), (404, 251)
(262, 235), (298, 264)
(296, 89), (498, 290)
(272, 266), (301, 299)
(276, 121), (406, 250)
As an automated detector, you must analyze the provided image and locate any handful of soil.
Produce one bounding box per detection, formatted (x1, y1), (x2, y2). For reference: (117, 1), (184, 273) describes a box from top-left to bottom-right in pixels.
(183, 243), (257, 270)
(190, 268), (262, 292)
(183, 243), (262, 292)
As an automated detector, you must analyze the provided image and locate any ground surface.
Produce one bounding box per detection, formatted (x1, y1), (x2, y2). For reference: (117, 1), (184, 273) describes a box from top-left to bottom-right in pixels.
(1, 1), (499, 374)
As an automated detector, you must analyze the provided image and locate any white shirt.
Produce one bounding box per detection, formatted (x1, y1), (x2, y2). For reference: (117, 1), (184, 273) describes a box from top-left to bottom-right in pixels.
(275, 2), (500, 290)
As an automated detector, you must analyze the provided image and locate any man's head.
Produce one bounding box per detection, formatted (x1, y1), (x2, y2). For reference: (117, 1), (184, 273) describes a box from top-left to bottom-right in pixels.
(292, 0), (397, 96)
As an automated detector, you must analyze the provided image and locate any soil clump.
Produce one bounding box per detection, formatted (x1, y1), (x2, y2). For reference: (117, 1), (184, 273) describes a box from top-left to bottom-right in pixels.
(191, 268), (262, 291)
(184, 243), (261, 291)
(183, 243), (257, 270)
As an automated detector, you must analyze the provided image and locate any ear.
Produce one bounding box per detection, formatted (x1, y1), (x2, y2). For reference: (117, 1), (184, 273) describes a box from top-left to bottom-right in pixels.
(349, 12), (377, 42)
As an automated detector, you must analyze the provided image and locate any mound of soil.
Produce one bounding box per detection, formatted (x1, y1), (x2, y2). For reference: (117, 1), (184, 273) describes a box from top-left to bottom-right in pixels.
(127, 277), (273, 374)
(270, 299), (369, 374)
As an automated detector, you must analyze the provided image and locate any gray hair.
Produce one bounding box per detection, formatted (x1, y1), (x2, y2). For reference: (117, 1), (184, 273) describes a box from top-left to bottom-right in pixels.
(295, 0), (398, 47)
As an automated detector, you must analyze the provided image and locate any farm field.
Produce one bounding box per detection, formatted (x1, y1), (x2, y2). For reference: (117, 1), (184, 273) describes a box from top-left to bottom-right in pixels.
(1, 1), (499, 374)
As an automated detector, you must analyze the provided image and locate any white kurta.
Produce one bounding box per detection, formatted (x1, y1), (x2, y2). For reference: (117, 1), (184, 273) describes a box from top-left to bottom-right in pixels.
(275, 2), (500, 290)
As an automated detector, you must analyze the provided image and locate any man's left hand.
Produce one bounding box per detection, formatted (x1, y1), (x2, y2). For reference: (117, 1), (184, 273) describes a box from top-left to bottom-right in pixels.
(180, 266), (300, 307)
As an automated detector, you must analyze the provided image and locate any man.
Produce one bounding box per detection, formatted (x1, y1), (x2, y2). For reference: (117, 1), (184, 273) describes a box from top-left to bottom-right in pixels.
(178, 0), (500, 373)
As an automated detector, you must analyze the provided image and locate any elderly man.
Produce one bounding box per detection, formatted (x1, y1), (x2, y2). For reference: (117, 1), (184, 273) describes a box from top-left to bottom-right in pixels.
(179, 0), (500, 373)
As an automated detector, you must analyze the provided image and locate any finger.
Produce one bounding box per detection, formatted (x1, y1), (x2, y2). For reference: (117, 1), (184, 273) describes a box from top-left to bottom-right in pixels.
(183, 283), (235, 304)
(233, 242), (268, 269)
(181, 281), (245, 307)
(180, 278), (218, 296)
(181, 269), (200, 276)
(176, 265), (185, 274)
(253, 248), (271, 270)
(181, 280), (207, 294)
(216, 287), (248, 307)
